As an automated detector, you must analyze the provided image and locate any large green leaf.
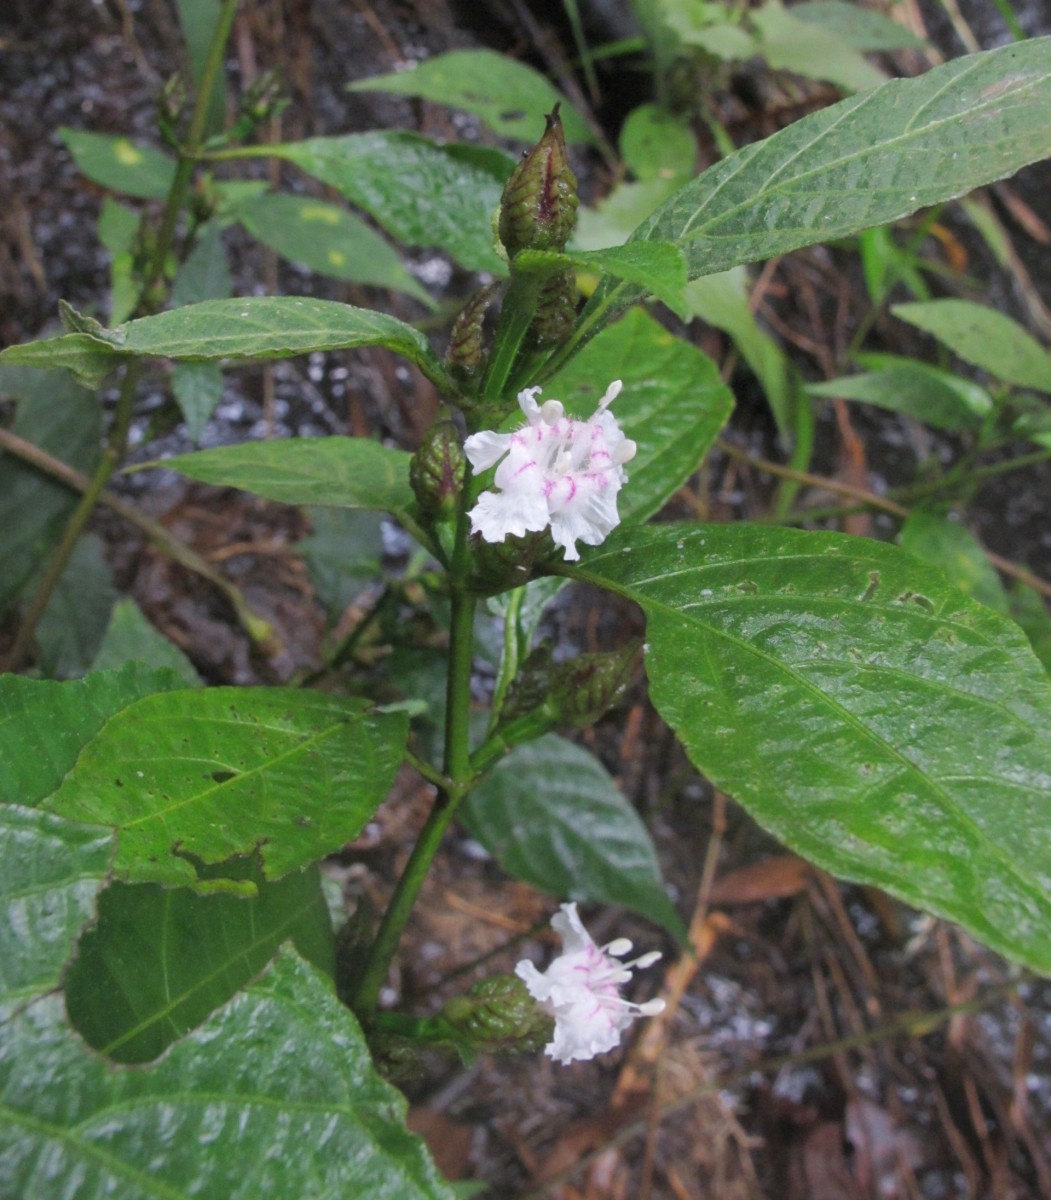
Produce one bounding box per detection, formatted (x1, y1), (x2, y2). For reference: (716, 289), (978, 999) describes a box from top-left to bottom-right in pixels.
(572, 523), (1051, 974)
(42, 688), (408, 891)
(0, 367), (102, 611)
(59, 128), (177, 199)
(0, 297), (452, 391)
(159, 436), (415, 520)
(547, 307), (734, 523)
(632, 38), (1051, 282)
(1, 951), (457, 1199)
(351, 50), (593, 145)
(268, 132), (514, 274)
(462, 735), (683, 937)
(0, 805), (113, 1010)
(0, 666), (183, 808)
(750, 0), (887, 93)
(66, 861), (334, 1063)
(237, 192), (433, 304)
(93, 598), (203, 686)
(892, 299), (1051, 393)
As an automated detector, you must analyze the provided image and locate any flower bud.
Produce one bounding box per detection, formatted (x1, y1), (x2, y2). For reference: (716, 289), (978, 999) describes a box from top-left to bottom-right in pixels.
(502, 639), (641, 730)
(498, 106), (579, 259)
(441, 975), (554, 1056)
(445, 283), (499, 382)
(409, 419), (465, 519)
(529, 267), (578, 347)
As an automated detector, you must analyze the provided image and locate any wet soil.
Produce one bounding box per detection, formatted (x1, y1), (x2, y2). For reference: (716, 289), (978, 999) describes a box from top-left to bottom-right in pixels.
(2, 2), (1051, 1197)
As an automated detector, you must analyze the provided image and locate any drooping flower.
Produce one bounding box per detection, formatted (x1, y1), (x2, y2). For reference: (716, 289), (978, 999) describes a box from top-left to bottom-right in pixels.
(464, 381), (636, 562)
(515, 902), (666, 1065)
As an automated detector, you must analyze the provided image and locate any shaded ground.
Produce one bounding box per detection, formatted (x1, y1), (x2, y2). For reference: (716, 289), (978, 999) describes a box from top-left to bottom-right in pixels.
(2, 1), (1051, 1196)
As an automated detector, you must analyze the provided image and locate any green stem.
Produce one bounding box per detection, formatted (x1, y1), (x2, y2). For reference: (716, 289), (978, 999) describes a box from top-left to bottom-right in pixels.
(351, 515), (478, 1013)
(3, 0), (240, 671)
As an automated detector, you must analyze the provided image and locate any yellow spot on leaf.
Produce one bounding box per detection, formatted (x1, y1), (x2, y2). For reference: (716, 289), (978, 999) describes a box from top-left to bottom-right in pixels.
(114, 139), (144, 166)
(327, 249), (347, 267)
(300, 204), (342, 225)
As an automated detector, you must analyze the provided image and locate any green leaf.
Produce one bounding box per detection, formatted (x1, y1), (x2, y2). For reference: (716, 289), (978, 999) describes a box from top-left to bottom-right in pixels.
(620, 103), (695, 183)
(171, 360), (225, 438)
(518, 242), (690, 318)
(237, 193), (433, 305)
(2, 297), (452, 391)
(2, 951), (458, 1199)
(790, 1), (927, 50)
(159, 436), (415, 519)
(810, 357), (993, 432)
(66, 861), (334, 1063)
(59, 128), (177, 199)
(350, 49), (593, 145)
(170, 223), (233, 307)
(0, 332), (122, 388)
(269, 133), (514, 274)
(93, 598), (203, 686)
(548, 307), (734, 523)
(0, 805), (113, 1009)
(43, 688), (409, 890)
(174, 0), (226, 137)
(750, 0), (887, 93)
(0, 367), (101, 611)
(299, 507), (387, 617)
(662, 6), (756, 61)
(631, 38), (1051, 282)
(1009, 584), (1051, 676)
(573, 177), (679, 252)
(899, 508), (1009, 614)
(98, 199), (141, 323)
(35, 531), (117, 679)
(0, 666), (184, 808)
(685, 269), (792, 436)
(892, 299), (1051, 393)
(462, 735), (682, 937)
(573, 523), (1051, 974)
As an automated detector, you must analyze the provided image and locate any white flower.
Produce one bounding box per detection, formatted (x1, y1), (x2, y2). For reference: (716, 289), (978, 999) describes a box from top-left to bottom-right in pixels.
(515, 902), (666, 1065)
(464, 380), (636, 562)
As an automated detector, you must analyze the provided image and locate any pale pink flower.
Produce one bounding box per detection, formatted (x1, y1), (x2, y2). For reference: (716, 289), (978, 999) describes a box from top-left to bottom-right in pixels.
(464, 381), (636, 562)
(515, 902), (665, 1065)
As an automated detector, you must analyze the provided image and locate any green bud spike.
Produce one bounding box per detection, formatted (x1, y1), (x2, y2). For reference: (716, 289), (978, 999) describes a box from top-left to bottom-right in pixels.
(502, 639), (641, 732)
(498, 105), (579, 259)
(446, 283), (500, 381)
(409, 419), (466, 519)
(441, 975), (553, 1056)
(528, 267), (578, 348)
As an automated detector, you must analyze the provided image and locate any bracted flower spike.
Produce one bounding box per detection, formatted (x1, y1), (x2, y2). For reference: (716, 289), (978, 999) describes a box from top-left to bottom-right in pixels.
(464, 380), (636, 562)
(515, 902), (665, 1065)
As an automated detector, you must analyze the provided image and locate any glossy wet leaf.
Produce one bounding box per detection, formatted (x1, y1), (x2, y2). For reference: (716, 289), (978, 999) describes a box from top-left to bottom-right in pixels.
(160, 436), (415, 520)
(0, 805), (112, 1009)
(0, 666), (182, 807)
(893, 299), (1051, 393)
(237, 192), (432, 304)
(573, 523), (1051, 974)
(66, 862), (333, 1063)
(351, 50), (593, 144)
(630, 39), (1051, 282)
(1, 297), (451, 391)
(59, 128), (177, 199)
(43, 688), (408, 890)
(93, 598), (202, 686)
(548, 307), (734, 523)
(270, 132), (515, 273)
(462, 735), (683, 937)
(2, 952), (458, 1199)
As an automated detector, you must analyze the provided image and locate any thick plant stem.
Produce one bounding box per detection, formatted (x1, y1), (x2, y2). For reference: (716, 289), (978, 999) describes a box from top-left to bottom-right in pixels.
(3, 0), (240, 670)
(351, 519), (477, 1014)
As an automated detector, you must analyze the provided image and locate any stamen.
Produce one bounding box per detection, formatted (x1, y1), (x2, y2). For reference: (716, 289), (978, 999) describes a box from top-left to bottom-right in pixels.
(604, 937), (633, 957)
(614, 439), (637, 464)
(541, 398), (564, 424)
(597, 378), (623, 412)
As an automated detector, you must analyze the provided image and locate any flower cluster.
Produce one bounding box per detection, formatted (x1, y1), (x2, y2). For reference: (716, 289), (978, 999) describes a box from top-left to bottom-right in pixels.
(515, 902), (665, 1065)
(464, 380), (636, 562)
